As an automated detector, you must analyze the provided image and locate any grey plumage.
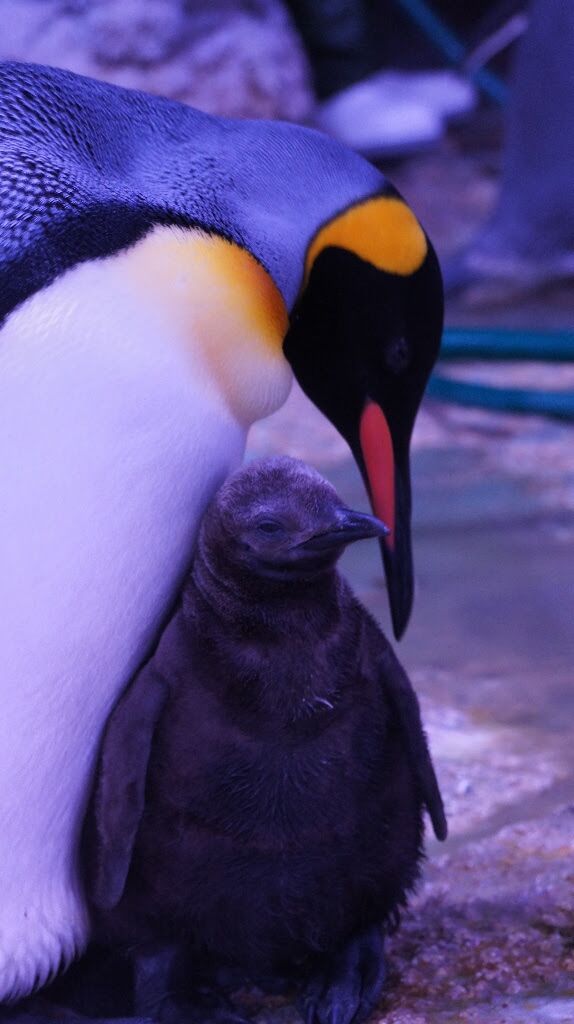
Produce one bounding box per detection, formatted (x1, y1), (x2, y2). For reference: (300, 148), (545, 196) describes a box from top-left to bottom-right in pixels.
(84, 457), (446, 1024)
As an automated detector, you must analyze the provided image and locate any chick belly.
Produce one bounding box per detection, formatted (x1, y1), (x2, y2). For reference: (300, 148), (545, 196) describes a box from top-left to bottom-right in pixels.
(160, 833), (399, 970)
(130, 756), (424, 973)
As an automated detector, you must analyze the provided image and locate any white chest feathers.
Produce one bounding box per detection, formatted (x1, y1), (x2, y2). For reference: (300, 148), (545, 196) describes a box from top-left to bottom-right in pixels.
(0, 226), (292, 999)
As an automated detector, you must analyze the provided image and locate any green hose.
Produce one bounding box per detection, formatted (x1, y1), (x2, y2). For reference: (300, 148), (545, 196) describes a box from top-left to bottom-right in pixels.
(393, 0), (509, 105)
(441, 327), (574, 362)
(429, 328), (574, 420)
(428, 375), (574, 420)
(390, 3), (574, 418)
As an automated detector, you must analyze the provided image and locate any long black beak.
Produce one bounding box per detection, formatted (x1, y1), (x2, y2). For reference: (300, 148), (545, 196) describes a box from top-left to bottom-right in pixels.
(357, 399), (416, 640)
(300, 509), (389, 553)
(379, 450), (413, 641)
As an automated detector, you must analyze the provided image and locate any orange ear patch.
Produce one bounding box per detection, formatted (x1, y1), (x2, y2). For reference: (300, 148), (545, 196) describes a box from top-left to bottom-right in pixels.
(305, 195), (427, 282)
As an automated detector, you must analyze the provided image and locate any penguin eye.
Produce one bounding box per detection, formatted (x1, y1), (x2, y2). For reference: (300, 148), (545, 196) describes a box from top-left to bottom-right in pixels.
(256, 520), (285, 535)
(384, 336), (411, 374)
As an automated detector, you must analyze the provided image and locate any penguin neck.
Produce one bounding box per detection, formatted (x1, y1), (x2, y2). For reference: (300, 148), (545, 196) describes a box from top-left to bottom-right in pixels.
(120, 225), (293, 427)
(190, 544), (341, 631)
(186, 554), (346, 726)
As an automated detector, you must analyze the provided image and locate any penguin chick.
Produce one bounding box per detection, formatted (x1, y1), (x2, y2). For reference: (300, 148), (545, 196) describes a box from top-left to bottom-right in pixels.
(85, 456), (447, 1024)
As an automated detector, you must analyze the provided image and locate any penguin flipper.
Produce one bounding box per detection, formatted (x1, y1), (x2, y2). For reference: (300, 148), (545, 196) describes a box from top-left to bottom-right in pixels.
(376, 641), (448, 842)
(86, 667), (169, 911)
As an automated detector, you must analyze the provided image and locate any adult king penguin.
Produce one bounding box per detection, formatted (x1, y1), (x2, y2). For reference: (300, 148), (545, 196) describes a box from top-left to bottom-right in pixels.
(0, 61), (442, 1001)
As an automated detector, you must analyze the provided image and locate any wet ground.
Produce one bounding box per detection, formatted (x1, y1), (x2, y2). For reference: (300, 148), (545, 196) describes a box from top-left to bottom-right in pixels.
(245, 132), (574, 1022)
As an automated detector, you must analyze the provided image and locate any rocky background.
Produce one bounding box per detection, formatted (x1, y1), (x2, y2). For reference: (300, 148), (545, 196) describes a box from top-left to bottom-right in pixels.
(0, 0), (313, 120)
(2, 5), (573, 1021)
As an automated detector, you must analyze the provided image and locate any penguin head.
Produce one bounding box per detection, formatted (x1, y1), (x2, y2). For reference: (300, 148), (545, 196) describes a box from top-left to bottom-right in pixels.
(197, 456), (388, 585)
(283, 193), (443, 638)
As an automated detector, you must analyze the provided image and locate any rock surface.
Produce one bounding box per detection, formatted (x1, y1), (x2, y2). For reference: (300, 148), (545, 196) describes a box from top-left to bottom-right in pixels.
(382, 801), (574, 1022)
(0, 0), (313, 120)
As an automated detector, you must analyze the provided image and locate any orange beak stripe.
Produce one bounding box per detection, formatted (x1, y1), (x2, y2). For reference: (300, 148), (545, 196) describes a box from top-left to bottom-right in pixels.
(359, 401), (395, 551)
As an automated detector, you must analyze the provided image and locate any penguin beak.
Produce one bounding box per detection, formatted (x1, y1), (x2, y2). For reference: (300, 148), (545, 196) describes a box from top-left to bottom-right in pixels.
(283, 240), (442, 640)
(358, 399), (413, 641)
(300, 509), (389, 552)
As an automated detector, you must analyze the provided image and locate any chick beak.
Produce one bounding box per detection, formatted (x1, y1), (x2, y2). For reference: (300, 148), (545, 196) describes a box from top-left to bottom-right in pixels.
(300, 509), (389, 553)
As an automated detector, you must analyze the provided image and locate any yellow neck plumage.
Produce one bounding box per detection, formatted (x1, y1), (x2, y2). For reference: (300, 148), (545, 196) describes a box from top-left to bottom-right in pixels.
(118, 196), (426, 425)
(122, 226), (291, 425)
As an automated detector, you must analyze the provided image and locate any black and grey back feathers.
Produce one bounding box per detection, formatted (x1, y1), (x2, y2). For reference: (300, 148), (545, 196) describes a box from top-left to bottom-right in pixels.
(0, 61), (383, 323)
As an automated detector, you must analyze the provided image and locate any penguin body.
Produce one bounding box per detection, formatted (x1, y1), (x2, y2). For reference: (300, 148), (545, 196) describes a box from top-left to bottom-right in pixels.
(86, 458), (446, 1024)
(0, 237), (255, 998)
(0, 62), (443, 998)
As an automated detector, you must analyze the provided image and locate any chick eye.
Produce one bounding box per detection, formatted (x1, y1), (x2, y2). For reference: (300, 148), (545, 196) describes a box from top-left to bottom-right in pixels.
(257, 520), (284, 535)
